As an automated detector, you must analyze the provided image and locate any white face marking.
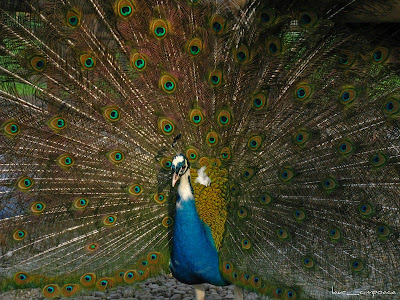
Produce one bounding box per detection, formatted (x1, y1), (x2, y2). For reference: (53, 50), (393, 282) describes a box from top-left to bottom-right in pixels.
(172, 155), (184, 167)
(171, 154), (194, 209)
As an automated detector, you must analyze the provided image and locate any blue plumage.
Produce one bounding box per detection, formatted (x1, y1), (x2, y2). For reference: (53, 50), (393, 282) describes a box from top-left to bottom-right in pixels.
(170, 155), (227, 286)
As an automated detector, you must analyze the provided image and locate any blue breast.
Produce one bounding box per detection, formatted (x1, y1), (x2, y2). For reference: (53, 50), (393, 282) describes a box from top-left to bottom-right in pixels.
(170, 191), (228, 286)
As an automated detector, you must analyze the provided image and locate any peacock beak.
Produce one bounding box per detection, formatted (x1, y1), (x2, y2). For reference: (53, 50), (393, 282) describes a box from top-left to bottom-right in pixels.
(172, 173), (180, 187)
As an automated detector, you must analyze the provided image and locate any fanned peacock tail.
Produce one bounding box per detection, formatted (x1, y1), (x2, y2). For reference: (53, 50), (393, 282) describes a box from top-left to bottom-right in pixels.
(0, 0), (400, 298)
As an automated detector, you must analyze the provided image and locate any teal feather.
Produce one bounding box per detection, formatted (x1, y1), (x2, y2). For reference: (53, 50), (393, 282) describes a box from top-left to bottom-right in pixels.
(0, 0), (399, 299)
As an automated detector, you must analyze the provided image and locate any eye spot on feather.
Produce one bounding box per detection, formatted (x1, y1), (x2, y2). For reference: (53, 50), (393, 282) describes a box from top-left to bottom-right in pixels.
(30, 201), (45, 214)
(30, 56), (46, 72)
(260, 9), (275, 25)
(358, 202), (374, 218)
(338, 51), (356, 68)
(370, 152), (388, 168)
(279, 168), (294, 183)
(210, 15), (225, 34)
(209, 70), (223, 87)
(116, 0), (135, 18)
(276, 227), (288, 240)
(187, 38), (203, 57)
(107, 150), (124, 164)
(189, 109), (204, 126)
(295, 84), (312, 101)
(339, 87), (357, 106)
(57, 154), (74, 169)
(248, 135), (262, 150)
(87, 243), (99, 252)
(130, 52), (147, 71)
(220, 147), (232, 161)
(61, 284), (79, 297)
(14, 272), (30, 285)
(328, 227), (342, 242)
(260, 193), (272, 205)
(299, 12), (317, 27)
(103, 215), (117, 226)
(239, 273), (251, 285)
(66, 10), (81, 28)
(383, 98), (399, 115)
(103, 106), (120, 122)
(158, 118), (175, 135)
(238, 207), (248, 219)
(372, 47), (389, 64)
(160, 158), (172, 170)
(80, 273), (96, 287)
(151, 19), (168, 39)
(128, 184), (143, 195)
(293, 208), (306, 221)
(123, 270), (137, 283)
(162, 216), (173, 227)
(13, 229), (27, 241)
(272, 288), (283, 298)
(213, 22), (221, 32)
(96, 278), (114, 291)
(259, 282), (268, 293)
(79, 53), (96, 70)
(68, 16), (78, 26)
(350, 259), (364, 272)
(266, 38), (281, 56)
(339, 54), (349, 65)
(242, 168), (255, 180)
(154, 193), (166, 204)
(241, 238), (251, 249)
(160, 75), (176, 93)
(217, 110), (232, 127)
(252, 92), (267, 110)
(48, 116), (67, 131)
(377, 224), (391, 239)
(17, 176), (34, 191)
(140, 260), (149, 268)
(42, 284), (59, 298)
(222, 262), (234, 275)
(146, 251), (162, 265)
(206, 131), (219, 146)
(235, 45), (250, 64)
(250, 275), (261, 288)
(286, 289), (297, 299)
(294, 129), (310, 147)
(337, 139), (355, 156)
(302, 256), (314, 268)
(322, 176), (338, 192)
(156, 27), (165, 36)
(186, 148), (199, 162)
(3, 120), (21, 137)
(73, 198), (89, 210)
(230, 184), (239, 195)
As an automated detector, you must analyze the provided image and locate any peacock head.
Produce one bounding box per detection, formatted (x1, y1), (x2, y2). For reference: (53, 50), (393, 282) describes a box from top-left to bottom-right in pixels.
(171, 154), (190, 187)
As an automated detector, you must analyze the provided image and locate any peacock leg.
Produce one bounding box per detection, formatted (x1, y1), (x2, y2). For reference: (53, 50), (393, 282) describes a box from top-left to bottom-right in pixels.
(194, 284), (205, 300)
(234, 285), (244, 300)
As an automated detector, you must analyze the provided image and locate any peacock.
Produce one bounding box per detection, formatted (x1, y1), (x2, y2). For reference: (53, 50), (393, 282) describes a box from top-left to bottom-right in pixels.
(0, 0), (400, 299)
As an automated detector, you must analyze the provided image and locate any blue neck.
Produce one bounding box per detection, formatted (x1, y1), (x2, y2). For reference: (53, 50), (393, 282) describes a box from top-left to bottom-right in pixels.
(170, 170), (227, 286)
